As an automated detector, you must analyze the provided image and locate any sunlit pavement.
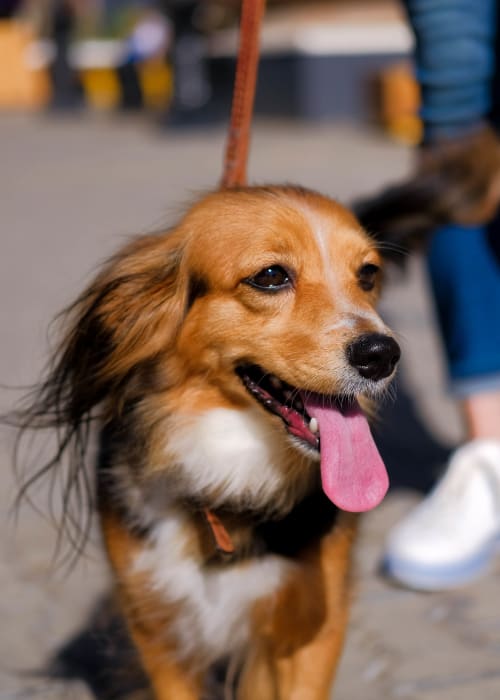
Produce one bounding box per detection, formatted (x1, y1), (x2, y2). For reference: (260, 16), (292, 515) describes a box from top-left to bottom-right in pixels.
(1, 114), (499, 699)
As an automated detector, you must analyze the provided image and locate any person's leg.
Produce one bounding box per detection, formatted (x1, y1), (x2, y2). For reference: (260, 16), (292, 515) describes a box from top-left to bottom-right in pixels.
(383, 222), (500, 590)
(462, 391), (500, 439)
(427, 221), (500, 388)
(381, 1), (500, 590)
(402, 0), (497, 143)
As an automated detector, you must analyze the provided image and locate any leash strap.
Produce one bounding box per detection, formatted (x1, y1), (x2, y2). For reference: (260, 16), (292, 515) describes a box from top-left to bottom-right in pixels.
(221, 0), (267, 188)
(205, 1), (266, 558)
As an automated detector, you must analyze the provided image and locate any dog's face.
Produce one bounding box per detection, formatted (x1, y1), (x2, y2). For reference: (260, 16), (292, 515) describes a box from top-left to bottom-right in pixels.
(177, 187), (392, 396)
(60, 186), (399, 517)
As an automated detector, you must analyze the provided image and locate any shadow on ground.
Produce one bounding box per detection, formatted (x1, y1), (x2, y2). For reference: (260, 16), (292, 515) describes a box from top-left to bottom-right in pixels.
(48, 597), (229, 699)
(48, 596), (149, 700)
(375, 372), (453, 493)
(46, 372), (451, 699)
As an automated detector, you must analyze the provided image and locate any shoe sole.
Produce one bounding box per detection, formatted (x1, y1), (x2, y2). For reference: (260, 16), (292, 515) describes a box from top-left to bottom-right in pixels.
(382, 536), (500, 591)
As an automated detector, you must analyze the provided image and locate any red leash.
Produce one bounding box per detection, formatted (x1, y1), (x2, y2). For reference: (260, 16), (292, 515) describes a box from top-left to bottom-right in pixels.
(221, 0), (267, 188)
(204, 0), (267, 557)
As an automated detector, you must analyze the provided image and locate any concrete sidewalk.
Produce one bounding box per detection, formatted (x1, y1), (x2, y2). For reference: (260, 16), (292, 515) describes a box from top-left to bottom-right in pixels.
(1, 114), (499, 699)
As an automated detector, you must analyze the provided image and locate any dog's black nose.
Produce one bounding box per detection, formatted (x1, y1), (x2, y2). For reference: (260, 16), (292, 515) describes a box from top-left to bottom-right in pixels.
(347, 333), (401, 381)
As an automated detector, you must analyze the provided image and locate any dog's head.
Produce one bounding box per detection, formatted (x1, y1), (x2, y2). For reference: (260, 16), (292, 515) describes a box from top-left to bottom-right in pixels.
(21, 186), (399, 534)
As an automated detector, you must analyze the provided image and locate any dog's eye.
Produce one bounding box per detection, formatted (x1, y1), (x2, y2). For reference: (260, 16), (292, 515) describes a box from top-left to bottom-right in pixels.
(246, 265), (291, 291)
(358, 263), (380, 291)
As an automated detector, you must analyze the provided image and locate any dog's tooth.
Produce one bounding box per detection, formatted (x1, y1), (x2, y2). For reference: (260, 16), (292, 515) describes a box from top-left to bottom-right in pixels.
(309, 417), (319, 434)
(270, 375), (282, 390)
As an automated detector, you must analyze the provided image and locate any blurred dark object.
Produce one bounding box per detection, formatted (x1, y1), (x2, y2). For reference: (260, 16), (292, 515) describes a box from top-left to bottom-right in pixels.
(355, 126), (500, 263)
(0, 0), (21, 19)
(116, 61), (142, 109)
(159, 0), (414, 128)
(160, 1), (218, 127)
(50, 0), (83, 110)
(355, 178), (436, 262)
(118, 6), (171, 111)
(207, 53), (413, 127)
(48, 596), (148, 700)
(209, 1), (413, 124)
(487, 215), (500, 267)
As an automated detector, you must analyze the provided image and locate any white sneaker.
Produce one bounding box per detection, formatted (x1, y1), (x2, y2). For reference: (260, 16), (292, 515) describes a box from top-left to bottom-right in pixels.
(383, 440), (500, 590)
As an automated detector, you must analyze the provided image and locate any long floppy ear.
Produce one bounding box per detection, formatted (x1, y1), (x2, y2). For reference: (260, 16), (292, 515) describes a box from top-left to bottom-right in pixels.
(10, 229), (188, 558)
(36, 229), (189, 428)
(53, 230), (188, 422)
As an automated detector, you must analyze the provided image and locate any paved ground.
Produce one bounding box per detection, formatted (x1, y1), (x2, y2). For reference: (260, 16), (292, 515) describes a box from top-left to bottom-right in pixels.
(1, 113), (499, 699)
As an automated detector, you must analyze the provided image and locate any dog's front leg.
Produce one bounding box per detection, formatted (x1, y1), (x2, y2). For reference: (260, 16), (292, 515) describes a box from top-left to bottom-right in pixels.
(238, 513), (358, 700)
(100, 509), (203, 700)
(127, 624), (203, 700)
(238, 621), (350, 700)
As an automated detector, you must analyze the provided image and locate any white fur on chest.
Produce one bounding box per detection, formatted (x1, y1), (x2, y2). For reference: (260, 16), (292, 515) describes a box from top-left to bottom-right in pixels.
(134, 511), (293, 665)
(167, 407), (308, 512)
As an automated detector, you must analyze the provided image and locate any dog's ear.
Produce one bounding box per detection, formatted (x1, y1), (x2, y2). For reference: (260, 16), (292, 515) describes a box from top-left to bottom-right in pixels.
(8, 230), (188, 560)
(40, 230), (188, 427)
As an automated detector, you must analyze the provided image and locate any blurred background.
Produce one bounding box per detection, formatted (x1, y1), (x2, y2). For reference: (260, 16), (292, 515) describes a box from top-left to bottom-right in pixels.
(1, 0), (421, 135)
(2, 1), (500, 699)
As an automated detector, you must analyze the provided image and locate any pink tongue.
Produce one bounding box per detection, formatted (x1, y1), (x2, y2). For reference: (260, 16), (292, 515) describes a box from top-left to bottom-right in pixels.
(304, 396), (388, 512)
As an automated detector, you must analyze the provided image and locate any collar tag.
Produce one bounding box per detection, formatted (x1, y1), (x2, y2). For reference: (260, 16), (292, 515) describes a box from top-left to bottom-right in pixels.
(203, 509), (235, 557)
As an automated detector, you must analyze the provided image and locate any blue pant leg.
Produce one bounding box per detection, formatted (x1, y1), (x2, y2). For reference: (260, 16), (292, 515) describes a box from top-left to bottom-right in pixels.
(402, 0), (497, 141)
(426, 223), (500, 395)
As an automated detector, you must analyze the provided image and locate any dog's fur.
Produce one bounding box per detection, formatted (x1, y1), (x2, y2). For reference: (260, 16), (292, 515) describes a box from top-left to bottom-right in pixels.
(17, 186), (398, 699)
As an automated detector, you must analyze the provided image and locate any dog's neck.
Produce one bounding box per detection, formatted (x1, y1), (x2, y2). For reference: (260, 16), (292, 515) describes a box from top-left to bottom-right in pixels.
(99, 469), (340, 565)
(198, 488), (341, 563)
(97, 405), (330, 563)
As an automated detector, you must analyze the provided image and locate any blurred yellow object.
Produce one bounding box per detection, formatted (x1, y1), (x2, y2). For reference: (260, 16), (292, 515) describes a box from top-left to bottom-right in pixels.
(80, 68), (121, 110)
(0, 20), (51, 109)
(380, 62), (422, 145)
(137, 59), (173, 110)
(386, 113), (422, 145)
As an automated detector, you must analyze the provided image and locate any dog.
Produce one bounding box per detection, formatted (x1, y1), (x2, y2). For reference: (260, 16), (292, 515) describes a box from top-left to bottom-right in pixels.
(18, 185), (400, 699)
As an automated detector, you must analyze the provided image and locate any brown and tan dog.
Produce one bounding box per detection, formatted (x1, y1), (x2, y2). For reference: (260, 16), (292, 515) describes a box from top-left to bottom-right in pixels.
(20, 186), (400, 699)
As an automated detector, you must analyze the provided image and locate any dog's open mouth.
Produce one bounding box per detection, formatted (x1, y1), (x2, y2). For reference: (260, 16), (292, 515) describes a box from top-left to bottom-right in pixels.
(236, 364), (320, 452)
(236, 363), (389, 513)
